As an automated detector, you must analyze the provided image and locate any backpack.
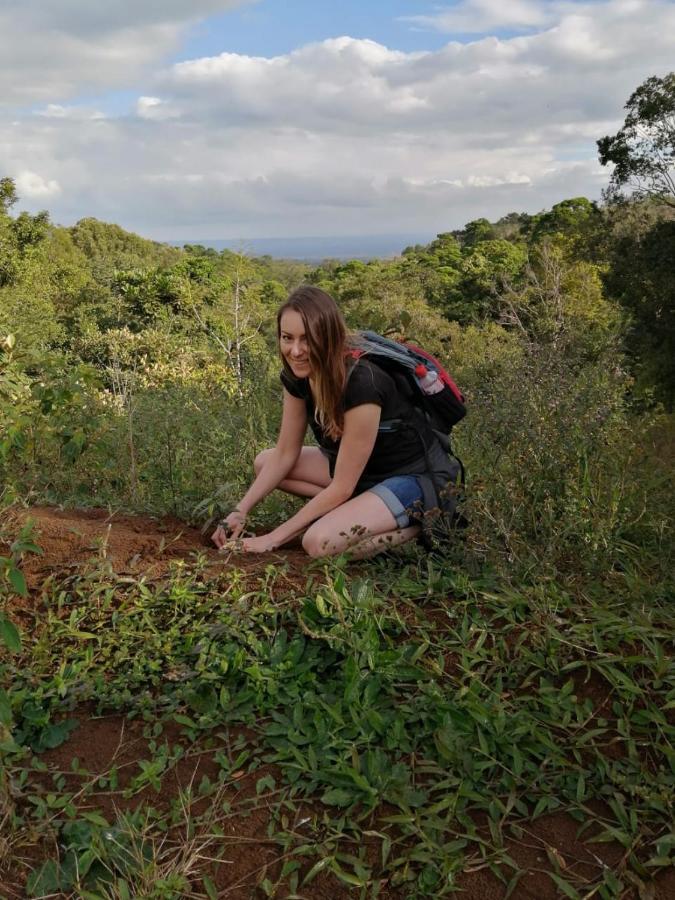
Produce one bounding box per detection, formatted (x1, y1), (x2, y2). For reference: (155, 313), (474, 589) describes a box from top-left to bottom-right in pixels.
(347, 330), (466, 455)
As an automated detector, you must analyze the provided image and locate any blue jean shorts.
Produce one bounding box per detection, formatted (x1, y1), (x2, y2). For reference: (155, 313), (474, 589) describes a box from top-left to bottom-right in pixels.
(368, 476), (424, 528)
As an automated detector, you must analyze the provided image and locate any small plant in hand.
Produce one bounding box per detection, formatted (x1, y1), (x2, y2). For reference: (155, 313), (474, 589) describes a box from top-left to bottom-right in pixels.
(212, 508), (251, 550)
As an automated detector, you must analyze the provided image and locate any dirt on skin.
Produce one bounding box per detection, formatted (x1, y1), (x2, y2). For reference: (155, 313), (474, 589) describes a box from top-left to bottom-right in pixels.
(2, 505), (674, 899)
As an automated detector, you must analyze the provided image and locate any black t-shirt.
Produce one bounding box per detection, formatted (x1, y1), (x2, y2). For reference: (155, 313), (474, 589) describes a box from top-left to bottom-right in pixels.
(280, 357), (426, 488)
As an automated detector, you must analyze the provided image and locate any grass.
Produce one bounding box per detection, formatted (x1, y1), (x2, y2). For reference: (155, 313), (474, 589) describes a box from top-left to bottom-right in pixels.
(1, 534), (673, 898)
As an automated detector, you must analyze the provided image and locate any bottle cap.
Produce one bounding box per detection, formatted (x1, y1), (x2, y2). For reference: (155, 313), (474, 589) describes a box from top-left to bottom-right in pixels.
(415, 364), (428, 377)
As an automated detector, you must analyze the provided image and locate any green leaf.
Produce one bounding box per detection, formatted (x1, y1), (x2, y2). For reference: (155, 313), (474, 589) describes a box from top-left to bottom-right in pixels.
(256, 773), (276, 795)
(82, 811), (110, 827)
(321, 787), (355, 807)
(505, 870), (524, 899)
(575, 773), (586, 802)
(330, 860), (367, 887)
(549, 873), (582, 899)
(38, 719), (78, 751)
(281, 860), (300, 878)
(302, 856), (333, 885)
(187, 684), (217, 715)
(532, 795), (551, 819)
(61, 820), (94, 849)
(13, 541), (42, 556)
(26, 860), (62, 896)
(259, 878), (274, 897)
(0, 616), (21, 653)
(0, 688), (11, 725)
(8, 566), (27, 597)
(646, 856), (674, 868)
(203, 875), (218, 900)
(173, 714), (197, 728)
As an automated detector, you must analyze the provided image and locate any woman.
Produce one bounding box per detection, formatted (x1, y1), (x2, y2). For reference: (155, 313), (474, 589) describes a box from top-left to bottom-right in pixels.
(211, 286), (459, 559)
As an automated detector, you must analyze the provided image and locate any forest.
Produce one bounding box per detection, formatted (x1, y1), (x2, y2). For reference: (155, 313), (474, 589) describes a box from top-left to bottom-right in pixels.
(0, 73), (673, 899)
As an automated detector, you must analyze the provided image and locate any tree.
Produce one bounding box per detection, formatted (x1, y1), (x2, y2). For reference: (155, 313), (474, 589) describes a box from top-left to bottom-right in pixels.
(498, 240), (622, 359)
(604, 214), (675, 405)
(460, 218), (496, 248)
(69, 218), (182, 285)
(0, 177), (51, 290)
(529, 197), (597, 239)
(0, 177), (18, 214)
(456, 239), (527, 322)
(598, 72), (675, 206)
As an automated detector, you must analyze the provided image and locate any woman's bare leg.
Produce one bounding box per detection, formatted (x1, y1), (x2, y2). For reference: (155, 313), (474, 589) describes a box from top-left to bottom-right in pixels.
(342, 525), (421, 560)
(302, 490), (420, 559)
(254, 447), (331, 498)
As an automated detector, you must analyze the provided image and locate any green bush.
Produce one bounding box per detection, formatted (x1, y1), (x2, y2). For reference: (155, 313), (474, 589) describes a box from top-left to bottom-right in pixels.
(455, 340), (672, 577)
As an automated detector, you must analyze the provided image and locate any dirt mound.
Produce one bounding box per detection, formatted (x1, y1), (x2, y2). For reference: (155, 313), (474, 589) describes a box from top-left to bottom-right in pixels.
(6, 505), (308, 589)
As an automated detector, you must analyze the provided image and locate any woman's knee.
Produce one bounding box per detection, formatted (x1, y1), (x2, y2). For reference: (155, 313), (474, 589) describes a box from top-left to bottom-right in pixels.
(302, 518), (366, 558)
(301, 526), (323, 558)
(302, 523), (335, 558)
(253, 448), (274, 475)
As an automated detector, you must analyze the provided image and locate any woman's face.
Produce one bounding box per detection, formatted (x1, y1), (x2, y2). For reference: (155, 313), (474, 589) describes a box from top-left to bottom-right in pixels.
(279, 309), (312, 378)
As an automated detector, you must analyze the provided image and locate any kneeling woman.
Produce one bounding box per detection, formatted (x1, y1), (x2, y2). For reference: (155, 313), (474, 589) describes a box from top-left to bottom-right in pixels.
(212, 286), (458, 559)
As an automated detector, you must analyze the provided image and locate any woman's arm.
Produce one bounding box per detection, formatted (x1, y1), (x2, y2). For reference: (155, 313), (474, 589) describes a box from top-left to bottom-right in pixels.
(213, 390), (307, 547)
(246, 403), (381, 550)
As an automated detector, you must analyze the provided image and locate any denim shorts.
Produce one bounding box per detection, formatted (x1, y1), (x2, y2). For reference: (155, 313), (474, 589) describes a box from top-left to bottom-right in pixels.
(368, 476), (424, 528)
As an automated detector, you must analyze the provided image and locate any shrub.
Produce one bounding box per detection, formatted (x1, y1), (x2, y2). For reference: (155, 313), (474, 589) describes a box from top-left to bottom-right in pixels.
(455, 339), (671, 577)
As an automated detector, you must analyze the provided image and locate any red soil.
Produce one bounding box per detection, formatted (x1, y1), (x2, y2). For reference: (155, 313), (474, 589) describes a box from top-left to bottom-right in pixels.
(9, 505), (309, 587)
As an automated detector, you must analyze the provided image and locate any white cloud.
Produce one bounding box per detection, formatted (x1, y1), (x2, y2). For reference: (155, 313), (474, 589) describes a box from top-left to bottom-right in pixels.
(2, 0), (673, 239)
(15, 171), (61, 198)
(37, 104), (105, 120)
(403, 0), (551, 33)
(466, 173), (533, 187)
(0, 1), (254, 107)
(157, 4), (674, 136)
(136, 97), (181, 120)
(9, 1), (252, 34)
(401, 0), (660, 37)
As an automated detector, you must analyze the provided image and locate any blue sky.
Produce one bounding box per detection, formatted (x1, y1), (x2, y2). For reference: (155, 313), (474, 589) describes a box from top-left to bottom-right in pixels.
(176, 1), (475, 60)
(2, 0), (673, 242)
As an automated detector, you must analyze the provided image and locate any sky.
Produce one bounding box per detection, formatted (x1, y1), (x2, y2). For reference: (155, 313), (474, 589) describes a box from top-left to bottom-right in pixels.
(1, 0), (674, 244)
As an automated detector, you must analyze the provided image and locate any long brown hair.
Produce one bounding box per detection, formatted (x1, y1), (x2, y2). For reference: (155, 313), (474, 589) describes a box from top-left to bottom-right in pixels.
(277, 286), (349, 440)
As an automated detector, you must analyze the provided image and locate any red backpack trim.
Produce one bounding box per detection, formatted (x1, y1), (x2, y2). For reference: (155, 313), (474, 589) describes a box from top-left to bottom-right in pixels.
(346, 331), (466, 434)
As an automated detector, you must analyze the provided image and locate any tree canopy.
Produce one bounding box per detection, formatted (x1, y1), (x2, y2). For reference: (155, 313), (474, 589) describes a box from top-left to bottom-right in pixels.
(598, 72), (675, 206)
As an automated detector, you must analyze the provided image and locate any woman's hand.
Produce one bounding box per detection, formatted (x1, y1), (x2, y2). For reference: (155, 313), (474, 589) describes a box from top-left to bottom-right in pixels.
(211, 510), (246, 549)
(216, 533), (278, 554)
(240, 534), (278, 553)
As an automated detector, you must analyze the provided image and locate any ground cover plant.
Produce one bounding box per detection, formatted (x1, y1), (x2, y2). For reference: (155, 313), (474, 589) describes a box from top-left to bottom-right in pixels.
(0, 506), (673, 898)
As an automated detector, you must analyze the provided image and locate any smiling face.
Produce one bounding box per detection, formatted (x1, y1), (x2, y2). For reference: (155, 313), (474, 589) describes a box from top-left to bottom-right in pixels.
(279, 309), (312, 378)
